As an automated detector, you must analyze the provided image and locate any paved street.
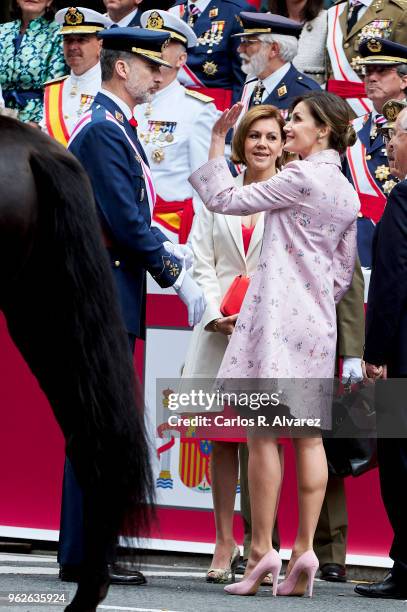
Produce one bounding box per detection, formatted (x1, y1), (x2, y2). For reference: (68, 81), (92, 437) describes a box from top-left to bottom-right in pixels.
(0, 551), (406, 612)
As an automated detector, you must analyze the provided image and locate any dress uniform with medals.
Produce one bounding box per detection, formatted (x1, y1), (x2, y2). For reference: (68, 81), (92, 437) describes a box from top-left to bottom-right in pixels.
(326, 0), (407, 117)
(68, 28), (191, 341)
(170, 0), (256, 108)
(42, 8), (110, 146)
(343, 38), (407, 267)
(135, 9), (219, 246)
(59, 29), (204, 582)
(235, 13), (321, 120)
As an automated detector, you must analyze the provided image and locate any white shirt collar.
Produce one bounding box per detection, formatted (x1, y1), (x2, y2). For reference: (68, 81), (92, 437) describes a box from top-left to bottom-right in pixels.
(111, 7), (138, 27)
(355, 0), (372, 7)
(153, 78), (181, 100)
(100, 88), (133, 120)
(189, 0), (211, 13)
(71, 62), (101, 82)
(262, 63), (291, 95)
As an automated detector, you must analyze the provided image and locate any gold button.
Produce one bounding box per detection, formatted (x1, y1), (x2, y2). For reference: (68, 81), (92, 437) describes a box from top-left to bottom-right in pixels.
(114, 260), (120, 267)
(344, 42), (350, 48)
(365, 154), (372, 160)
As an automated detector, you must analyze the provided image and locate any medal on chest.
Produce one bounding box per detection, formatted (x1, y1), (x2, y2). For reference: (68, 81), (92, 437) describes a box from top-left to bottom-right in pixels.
(197, 20), (225, 50)
(139, 120), (177, 162)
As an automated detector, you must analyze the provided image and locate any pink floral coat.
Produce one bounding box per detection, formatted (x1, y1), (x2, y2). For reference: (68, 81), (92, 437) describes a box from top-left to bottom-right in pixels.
(189, 150), (359, 421)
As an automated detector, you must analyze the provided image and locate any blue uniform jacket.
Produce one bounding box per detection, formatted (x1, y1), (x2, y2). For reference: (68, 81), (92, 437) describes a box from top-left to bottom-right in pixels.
(244, 63), (321, 112)
(343, 113), (395, 267)
(68, 92), (182, 338)
(183, 0), (255, 102)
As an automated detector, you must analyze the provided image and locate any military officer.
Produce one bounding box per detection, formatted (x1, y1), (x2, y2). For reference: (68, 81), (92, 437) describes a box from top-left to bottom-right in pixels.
(41, 7), (110, 146)
(135, 9), (219, 246)
(235, 12), (320, 122)
(59, 27), (206, 586)
(326, 0), (407, 117)
(170, 0), (256, 108)
(343, 38), (407, 267)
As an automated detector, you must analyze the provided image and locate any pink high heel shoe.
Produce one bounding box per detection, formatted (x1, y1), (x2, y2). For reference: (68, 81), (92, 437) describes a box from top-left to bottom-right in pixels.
(277, 550), (319, 597)
(224, 550), (281, 596)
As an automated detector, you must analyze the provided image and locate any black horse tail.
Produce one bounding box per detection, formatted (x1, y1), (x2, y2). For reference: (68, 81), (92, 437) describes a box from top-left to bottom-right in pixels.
(3, 123), (154, 567)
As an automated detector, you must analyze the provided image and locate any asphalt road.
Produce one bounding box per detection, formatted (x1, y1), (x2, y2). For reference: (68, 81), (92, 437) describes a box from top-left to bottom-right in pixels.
(0, 552), (406, 612)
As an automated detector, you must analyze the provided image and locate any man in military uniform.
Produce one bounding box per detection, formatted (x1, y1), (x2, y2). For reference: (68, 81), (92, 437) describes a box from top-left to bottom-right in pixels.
(103, 0), (142, 26)
(41, 7), (110, 146)
(326, 0), (407, 117)
(170, 0), (255, 109)
(135, 9), (219, 247)
(234, 12), (320, 121)
(343, 38), (407, 267)
(58, 27), (206, 586)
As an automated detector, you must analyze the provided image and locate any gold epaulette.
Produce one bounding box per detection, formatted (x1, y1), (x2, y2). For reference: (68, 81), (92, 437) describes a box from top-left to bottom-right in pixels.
(185, 89), (215, 103)
(43, 75), (69, 87)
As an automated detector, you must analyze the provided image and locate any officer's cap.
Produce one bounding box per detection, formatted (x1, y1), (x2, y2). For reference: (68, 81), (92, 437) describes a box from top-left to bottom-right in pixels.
(382, 99), (407, 129)
(232, 12), (303, 39)
(98, 27), (172, 67)
(358, 37), (407, 66)
(56, 7), (111, 35)
(140, 9), (197, 48)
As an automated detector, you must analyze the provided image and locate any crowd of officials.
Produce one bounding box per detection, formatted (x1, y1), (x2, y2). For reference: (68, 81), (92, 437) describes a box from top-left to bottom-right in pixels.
(1, 0), (407, 602)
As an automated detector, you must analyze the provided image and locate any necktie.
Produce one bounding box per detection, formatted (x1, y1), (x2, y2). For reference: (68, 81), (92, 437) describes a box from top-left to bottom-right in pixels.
(188, 3), (200, 27)
(347, 0), (363, 34)
(370, 114), (385, 141)
(250, 81), (266, 106)
(129, 116), (138, 131)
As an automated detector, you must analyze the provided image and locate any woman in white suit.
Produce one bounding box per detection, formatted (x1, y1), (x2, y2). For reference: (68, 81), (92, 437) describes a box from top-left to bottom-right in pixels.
(182, 105), (286, 583)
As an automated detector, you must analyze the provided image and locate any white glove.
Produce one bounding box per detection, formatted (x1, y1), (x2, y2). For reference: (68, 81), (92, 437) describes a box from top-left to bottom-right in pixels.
(174, 272), (206, 327)
(342, 357), (363, 385)
(163, 241), (193, 270)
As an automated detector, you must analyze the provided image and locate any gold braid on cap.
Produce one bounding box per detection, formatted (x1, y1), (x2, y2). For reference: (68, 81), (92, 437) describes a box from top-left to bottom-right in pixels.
(65, 7), (85, 26)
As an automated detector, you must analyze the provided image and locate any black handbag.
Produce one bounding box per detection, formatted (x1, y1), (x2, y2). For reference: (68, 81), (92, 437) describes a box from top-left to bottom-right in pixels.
(323, 381), (378, 478)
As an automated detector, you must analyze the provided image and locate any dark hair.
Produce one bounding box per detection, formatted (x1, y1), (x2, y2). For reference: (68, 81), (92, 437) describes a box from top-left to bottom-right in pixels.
(11, 0), (56, 21)
(231, 104), (286, 167)
(100, 48), (136, 81)
(290, 91), (357, 154)
(397, 64), (407, 93)
(267, 0), (323, 24)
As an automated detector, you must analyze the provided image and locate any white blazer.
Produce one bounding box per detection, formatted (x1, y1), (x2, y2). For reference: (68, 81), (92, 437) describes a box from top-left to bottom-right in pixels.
(182, 173), (264, 378)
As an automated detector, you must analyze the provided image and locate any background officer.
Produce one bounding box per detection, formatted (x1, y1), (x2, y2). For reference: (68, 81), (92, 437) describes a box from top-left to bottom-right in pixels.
(170, 0), (255, 109)
(135, 9), (219, 246)
(235, 12), (320, 122)
(343, 37), (407, 267)
(59, 26), (206, 586)
(326, 0), (407, 117)
(103, 0), (142, 26)
(41, 7), (109, 145)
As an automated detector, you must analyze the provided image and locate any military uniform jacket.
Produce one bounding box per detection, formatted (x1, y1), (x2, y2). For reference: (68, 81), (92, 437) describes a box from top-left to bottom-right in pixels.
(174, 0), (255, 102)
(343, 112), (397, 266)
(68, 92), (182, 338)
(326, 0), (407, 115)
(134, 80), (219, 242)
(343, 112), (394, 211)
(41, 63), (101, 146)
(239, 64), (321, 120)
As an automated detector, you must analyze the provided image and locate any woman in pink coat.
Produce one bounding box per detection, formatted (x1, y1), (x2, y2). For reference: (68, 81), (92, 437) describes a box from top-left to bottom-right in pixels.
(189, 91), (359, 598)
